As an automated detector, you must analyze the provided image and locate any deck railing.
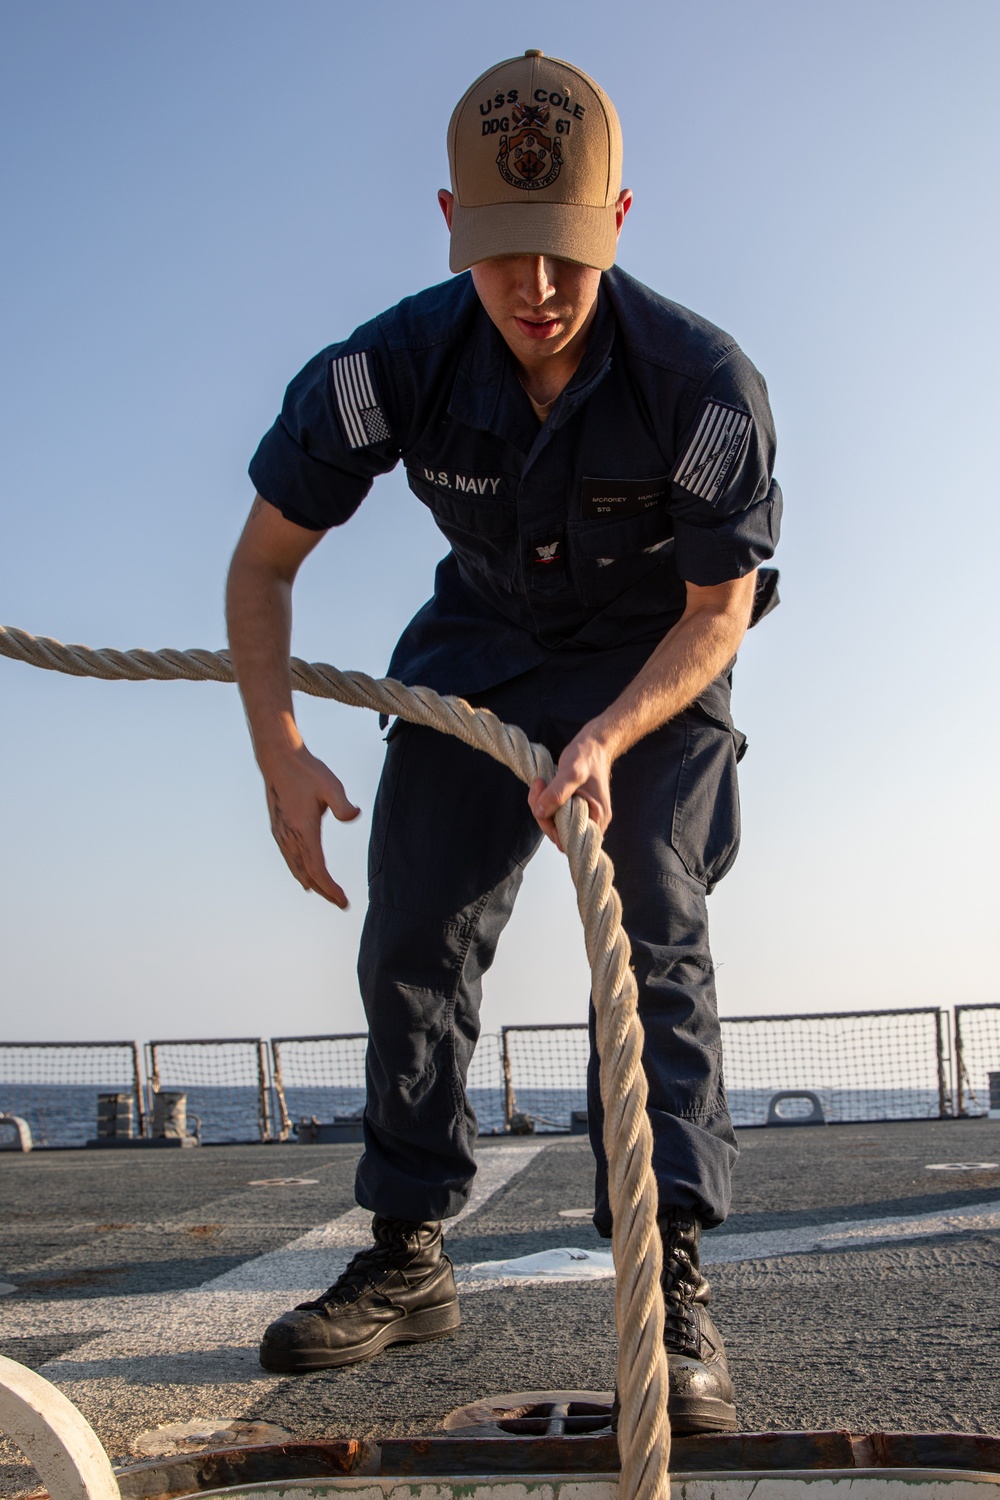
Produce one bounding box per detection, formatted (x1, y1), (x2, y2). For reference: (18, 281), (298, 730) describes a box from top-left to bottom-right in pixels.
(0, 1005), (988, 1148)
(954, 1003), (1000, 1117)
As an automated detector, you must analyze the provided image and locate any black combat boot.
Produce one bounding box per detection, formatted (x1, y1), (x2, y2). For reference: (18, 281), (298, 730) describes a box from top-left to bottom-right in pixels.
(259, 1216), (460, 1373)
(659, 1209), (736, 1433)
(611, 1210), (736, 1435)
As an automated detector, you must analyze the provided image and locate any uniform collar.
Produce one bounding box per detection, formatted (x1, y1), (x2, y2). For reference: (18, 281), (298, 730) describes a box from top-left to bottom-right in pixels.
(448, 279), (616, 444)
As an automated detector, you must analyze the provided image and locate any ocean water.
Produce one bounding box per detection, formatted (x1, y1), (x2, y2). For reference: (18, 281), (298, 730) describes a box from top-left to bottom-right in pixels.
(0, 1081), (949, 1150)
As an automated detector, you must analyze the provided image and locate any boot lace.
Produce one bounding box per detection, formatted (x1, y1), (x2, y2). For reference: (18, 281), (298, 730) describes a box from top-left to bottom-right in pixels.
(298, 1224), (419, 1311)
(661, 1243), (702, 1357)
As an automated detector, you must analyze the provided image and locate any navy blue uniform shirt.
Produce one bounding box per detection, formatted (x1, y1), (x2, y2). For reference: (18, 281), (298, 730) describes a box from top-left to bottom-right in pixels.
(249, 265), (781, 705)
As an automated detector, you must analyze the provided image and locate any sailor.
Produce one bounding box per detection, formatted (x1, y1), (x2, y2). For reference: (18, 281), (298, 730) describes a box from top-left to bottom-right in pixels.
(227, 51), (781, 1434)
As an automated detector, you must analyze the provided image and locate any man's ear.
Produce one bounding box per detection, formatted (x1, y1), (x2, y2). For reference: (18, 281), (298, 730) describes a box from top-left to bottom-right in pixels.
(438, 190), (455, 230)
(615, 189), (633, 235)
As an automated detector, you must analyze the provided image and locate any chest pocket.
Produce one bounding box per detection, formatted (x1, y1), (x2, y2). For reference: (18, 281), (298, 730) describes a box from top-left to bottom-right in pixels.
(407, 470), (518, 593)
(568, 505), (675, 610)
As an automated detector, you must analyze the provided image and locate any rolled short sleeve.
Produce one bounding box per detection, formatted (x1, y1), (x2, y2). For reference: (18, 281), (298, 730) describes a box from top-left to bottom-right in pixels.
(248, 323), (401, 531)
(668, 349), (782, 585)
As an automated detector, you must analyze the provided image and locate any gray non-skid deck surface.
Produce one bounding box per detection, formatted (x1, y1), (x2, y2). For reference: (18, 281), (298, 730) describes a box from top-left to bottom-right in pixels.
(1, 1119), (999, 1491)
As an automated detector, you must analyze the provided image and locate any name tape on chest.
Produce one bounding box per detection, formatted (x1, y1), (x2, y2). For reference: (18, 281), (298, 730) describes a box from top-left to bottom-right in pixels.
(581, 476), (670, 519)
(330, 350), (392, 450)
(672, 400), (751, 504)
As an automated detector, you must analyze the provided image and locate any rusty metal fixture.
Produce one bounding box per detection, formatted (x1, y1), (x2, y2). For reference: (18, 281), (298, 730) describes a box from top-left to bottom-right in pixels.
(443, 1389), (615, 1438)
(115, 1441), (372, 1500)
(871, 1435), (1000, 1473)
(97, 1430), (1000, 1500)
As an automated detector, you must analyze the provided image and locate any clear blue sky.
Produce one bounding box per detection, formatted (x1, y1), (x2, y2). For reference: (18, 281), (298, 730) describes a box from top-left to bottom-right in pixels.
(1, 0), (997, 1043)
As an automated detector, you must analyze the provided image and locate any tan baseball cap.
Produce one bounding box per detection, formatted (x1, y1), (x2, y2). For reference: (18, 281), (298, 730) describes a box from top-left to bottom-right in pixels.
(446, 51), (623, 273)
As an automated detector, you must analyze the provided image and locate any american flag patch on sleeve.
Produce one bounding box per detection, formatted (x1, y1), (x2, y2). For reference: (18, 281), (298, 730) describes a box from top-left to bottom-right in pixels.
(330, 351), (392, 450)
(672, 400), (751, 504)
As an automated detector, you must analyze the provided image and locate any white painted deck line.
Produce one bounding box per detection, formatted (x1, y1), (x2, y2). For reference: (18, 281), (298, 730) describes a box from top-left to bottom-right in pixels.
(3, 1180), (993, 1388)
(701, 1197), (1000, 1266)
(432, 1199), (1000, 1290)
(29, 1143), (548, 1385)
(203, 1141), (549, 1294)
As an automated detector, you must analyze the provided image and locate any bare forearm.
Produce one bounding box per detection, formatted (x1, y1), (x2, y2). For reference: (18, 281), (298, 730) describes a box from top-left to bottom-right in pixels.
(225, 496), (357, 906)
(225, 552), (303, 770)
(528, 572), (756, 845)
(590, 580), (755, 761)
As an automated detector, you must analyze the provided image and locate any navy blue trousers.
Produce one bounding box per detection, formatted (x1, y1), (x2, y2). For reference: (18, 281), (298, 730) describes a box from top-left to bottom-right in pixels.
(355, 646), (741, 1231)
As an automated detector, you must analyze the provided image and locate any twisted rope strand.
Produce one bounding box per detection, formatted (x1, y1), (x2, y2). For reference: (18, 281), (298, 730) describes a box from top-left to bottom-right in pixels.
(0, 623), (671, 1496)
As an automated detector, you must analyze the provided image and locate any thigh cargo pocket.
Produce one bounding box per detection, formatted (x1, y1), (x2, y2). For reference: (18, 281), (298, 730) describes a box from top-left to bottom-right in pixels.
(670, 705), (742, 893)
(368, 718), (409, 883)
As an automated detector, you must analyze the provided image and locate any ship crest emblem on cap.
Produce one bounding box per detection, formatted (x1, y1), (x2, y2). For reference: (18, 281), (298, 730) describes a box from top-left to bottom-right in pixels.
(496, 101), (563, 190)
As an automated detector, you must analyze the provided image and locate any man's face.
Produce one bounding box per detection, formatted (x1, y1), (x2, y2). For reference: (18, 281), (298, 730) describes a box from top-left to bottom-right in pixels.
(436, 189), (631, 371)
(468, 253), (602, 367)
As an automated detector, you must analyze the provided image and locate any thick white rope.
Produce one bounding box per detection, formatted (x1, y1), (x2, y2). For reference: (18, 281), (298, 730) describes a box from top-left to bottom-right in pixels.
(0, 624), (670, 1497)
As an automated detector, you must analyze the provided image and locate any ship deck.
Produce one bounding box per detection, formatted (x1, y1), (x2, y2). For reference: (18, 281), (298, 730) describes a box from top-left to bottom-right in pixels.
(1, 1118), (999, 1492)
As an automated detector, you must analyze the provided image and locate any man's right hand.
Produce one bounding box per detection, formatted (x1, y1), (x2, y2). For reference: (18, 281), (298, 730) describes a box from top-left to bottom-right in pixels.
(226, 494), (362, 908)
(262, 747), (361, 908)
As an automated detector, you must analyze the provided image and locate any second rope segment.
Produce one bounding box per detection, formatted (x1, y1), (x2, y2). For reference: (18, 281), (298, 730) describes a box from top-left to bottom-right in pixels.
(0, 623), (671, 1500)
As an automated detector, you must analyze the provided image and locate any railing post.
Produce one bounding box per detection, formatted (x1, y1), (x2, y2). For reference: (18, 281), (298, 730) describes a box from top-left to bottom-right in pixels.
(934, 1008), (948, 1118)
(130, 1041), (146, 1137)
(145, 1041), (159, 1128)
(256, 1039), (272, 1142)
(501, 1027), (517, 1132)
(270, 1039), (292, 1141)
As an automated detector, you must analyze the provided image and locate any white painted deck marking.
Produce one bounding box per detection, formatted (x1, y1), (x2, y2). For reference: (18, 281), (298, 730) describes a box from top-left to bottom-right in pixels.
(24, 1142), (548, 1384)
(246, 1178), (320, 1186)
(5, 1163), (995, 1391)
(925, 1162), (999, 1172)
(433, 1198), (1000, 1289)
(701, 1197), (1000, 1265)
(202, 1140), (548, 1295)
